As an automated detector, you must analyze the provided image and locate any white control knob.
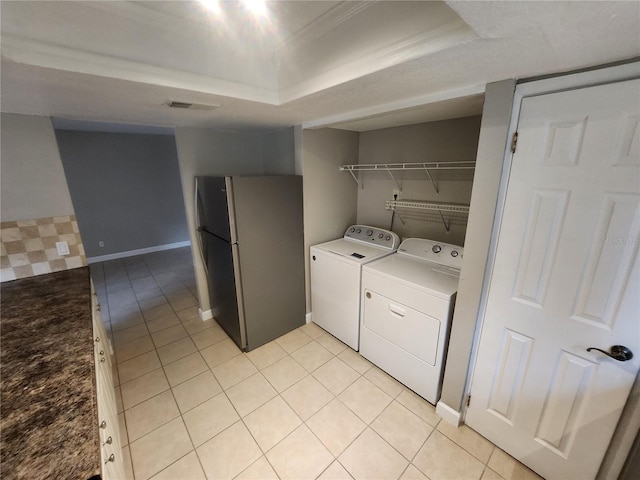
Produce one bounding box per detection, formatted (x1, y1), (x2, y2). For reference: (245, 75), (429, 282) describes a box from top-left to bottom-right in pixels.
(367, 230), (373, 236)
(432, 245), (442, 253)
(451, 250), (459, 257)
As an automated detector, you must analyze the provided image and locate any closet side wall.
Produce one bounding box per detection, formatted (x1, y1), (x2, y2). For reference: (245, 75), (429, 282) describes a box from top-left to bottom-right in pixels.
(439, 79), (516, 414)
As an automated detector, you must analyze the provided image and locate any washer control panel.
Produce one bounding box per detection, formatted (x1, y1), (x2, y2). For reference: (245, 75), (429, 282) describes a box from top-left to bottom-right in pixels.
(344, 225), (400, 250)
(398, 238), (464, 269)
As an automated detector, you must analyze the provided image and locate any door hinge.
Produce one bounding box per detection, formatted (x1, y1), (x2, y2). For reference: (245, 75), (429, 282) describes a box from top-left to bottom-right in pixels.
(511, 131), (518, 154)
(466, 394), (472, 407)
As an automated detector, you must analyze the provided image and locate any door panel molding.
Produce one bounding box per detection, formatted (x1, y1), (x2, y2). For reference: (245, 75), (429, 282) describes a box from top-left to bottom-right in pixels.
(614, 113), (640, 166)
(571, 193), (640, 329)
(534, 350), (596, 456)
(542, 117), (587, 167)
(487, 329), (534, 424)
(512, 189), (570, 308)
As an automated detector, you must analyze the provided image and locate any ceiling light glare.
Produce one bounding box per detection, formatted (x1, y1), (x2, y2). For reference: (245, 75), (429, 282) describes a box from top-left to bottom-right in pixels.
(199, 0), (222, 15)
(241, 0), (268, 18)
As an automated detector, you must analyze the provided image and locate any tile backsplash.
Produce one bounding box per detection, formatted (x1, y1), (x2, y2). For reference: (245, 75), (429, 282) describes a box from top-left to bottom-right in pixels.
(0, 216), (87, 282)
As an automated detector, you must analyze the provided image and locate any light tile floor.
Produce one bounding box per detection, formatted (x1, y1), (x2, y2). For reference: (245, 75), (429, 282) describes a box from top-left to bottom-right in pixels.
(90, 247), (543, 480)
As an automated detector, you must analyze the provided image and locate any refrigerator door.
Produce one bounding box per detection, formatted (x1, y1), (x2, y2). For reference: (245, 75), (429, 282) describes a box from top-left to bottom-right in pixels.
(230, 175), (306, 350)
(201, 230), (243, 347)
(195, 176), (232, 241)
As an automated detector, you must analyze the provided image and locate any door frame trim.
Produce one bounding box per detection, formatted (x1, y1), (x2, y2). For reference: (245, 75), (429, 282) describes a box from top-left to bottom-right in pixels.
(464, 61), (640, 480)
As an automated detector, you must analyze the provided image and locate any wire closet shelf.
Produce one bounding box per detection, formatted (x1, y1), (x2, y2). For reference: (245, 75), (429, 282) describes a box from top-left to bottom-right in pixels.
(339, 161), (475, 193)
(386, 200), (470, 232)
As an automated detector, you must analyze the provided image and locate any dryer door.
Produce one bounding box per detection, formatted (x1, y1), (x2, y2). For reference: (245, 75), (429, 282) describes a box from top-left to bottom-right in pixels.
(363, 289), (440, 365)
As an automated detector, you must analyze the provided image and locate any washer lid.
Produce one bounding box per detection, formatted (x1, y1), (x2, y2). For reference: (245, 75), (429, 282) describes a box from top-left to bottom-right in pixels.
(312, 238), (395, 264)
(362, 253), (460, 298)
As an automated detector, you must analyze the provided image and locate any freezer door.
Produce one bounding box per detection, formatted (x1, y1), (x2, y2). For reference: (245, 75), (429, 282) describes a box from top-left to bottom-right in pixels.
(201, 230), (242, 348)
(195, 176), (232, 241)
(230, 175), (306, 350)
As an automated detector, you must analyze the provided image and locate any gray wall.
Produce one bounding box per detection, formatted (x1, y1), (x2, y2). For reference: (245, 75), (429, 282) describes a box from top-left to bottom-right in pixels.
(302, 128), (359, 313)
(357, 117), (482, 246)
(439, 80), (516, 412)
(55, 130), (189, 258)
(262, 127), (296, 174)
(1, 113), (75, 221)
(174, 127), (296, 313)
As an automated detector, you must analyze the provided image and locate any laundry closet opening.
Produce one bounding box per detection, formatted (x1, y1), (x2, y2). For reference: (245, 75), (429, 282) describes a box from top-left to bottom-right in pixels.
(304, 108), (485, 403)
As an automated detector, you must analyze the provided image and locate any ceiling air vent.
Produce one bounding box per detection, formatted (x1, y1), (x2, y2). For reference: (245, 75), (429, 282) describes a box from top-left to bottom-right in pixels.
(167, 100), (192, 109)
(164, 100), (220, 111)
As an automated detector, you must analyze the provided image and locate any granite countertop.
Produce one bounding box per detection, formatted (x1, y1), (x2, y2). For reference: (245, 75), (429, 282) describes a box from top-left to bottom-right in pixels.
(1, 267), (100, 480)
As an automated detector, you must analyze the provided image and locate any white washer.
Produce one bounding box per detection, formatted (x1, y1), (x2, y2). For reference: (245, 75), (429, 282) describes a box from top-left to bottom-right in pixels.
(310, 225), (400, 350)
(360, 238), (463, 404)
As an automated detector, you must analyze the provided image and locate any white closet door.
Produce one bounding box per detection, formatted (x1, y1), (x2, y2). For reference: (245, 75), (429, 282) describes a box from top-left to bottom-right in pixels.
(466, 79), (640, 480)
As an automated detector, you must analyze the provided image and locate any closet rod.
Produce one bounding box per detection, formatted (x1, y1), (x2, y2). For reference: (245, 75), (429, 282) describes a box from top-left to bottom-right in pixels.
(340, 161), (475, 171)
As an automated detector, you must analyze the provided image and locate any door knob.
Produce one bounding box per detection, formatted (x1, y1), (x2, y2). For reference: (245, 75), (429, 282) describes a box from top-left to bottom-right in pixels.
(586, 345), (633, 362)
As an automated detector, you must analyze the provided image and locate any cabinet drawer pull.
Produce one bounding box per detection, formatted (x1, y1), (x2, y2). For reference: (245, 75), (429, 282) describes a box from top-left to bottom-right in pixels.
(95, 337), (100, 343)
(103, 436), (112, 446)
(100, 357), (106, 363)
(100, 420), (107, 429)
(105, 454), (115, 464)
(388, 303), (406, 317)
(99, 350), (105, 356)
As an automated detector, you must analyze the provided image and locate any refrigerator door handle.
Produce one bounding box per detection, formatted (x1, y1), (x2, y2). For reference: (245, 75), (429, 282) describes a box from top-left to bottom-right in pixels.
(231, 242), (247, 349)
(225, 177), (240, 245)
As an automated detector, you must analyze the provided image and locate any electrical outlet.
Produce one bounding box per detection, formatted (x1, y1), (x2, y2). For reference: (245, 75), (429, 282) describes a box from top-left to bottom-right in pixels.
(98, 241), (104, 248)
(55, 241), (70, 256)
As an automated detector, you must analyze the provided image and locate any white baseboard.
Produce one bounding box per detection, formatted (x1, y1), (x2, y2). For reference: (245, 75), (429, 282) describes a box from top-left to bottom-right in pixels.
(436, 400), (462, 426)
(87, 241), (191, 264)
(199, 308), (213, 321)
(305, 312), (312, 324)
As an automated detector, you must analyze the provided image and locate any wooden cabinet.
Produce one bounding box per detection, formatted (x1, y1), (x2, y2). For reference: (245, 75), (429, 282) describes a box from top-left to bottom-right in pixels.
(92, 287), (126, 480)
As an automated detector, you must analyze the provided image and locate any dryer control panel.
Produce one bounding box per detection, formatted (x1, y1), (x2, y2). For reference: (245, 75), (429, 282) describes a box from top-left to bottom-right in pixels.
(344, 225), (400, 250)
(397, 238), (464, 270)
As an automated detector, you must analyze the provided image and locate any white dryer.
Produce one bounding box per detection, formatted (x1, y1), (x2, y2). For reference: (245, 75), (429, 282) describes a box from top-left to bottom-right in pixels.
(360, 238), (463, 404)
(310, 225), (400, 350)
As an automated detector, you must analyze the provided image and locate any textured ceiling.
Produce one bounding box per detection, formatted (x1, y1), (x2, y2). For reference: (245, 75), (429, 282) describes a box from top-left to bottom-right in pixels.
(1, 1), (639, 132)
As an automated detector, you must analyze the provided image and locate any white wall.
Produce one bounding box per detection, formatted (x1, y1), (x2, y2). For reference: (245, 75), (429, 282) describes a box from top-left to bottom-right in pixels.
(357, 117), (481, 245)
(1, 113), (75, 221)
(301, 128), (359, 313)
(439, 80), (516, 413)
(174, 127), (296, 314)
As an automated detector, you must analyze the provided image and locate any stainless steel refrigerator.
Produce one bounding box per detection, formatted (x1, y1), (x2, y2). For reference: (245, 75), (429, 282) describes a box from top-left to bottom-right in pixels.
(194, 175), (306, 351)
